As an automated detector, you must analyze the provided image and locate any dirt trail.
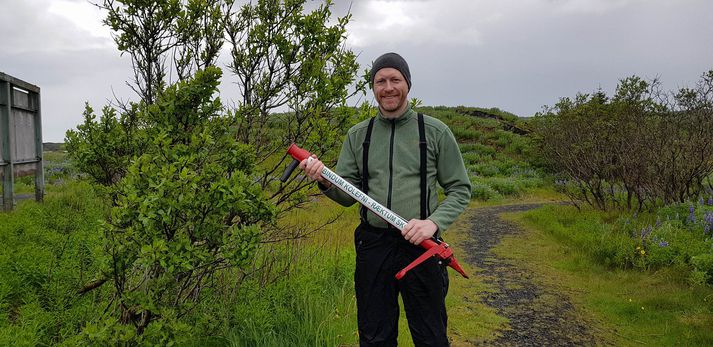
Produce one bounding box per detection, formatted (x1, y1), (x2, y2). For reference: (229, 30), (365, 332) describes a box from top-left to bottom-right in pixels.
(460, 204), (603, 346)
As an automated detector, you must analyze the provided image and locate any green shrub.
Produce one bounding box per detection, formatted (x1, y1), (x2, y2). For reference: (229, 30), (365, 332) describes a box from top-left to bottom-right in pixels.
(691, 253), (713, 285)
(471, 163), (500, 177)
(452, 127), (483, 142)
(486, 177), (526, 196)
(470, 144), (496, 157)
(461, 152), (483, 165)
(470, 181), (501, 201)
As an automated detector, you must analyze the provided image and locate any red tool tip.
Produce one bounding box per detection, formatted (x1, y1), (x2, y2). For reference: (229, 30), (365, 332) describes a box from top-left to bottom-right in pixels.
(448, 258), (469, 279)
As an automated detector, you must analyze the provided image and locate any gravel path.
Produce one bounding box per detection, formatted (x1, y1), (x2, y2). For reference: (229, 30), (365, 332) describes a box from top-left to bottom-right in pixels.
(460, 204), (602, 346)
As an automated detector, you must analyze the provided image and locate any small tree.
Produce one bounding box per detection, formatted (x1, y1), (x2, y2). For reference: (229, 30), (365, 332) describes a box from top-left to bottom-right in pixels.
(225, 0), (363, 211)
(94, 68), (274, 340)
(99, 0), (227, 104)
(65, 103), (143, 186)
(533, 71), (713, 210)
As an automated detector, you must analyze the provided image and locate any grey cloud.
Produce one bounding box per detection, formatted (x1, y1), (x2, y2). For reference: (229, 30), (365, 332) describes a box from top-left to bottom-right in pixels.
(2, 0), (713, 141)
(349, 0), (713, 117)
(0, 0), (108, 54)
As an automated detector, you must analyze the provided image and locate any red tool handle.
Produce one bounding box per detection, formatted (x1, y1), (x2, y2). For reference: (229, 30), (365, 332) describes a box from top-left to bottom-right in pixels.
(396, 239), (469, 279)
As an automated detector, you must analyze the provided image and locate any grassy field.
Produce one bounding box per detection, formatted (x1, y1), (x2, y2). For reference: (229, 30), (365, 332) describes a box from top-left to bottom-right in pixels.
(500, 206), (713, 346)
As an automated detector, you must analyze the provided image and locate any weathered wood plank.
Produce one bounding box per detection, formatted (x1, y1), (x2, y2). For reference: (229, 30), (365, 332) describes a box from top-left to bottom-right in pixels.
(1, 80), (14, 211)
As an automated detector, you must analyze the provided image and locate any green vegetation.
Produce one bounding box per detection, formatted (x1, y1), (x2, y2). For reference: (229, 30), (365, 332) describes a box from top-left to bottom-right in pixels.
(5, 1), (712, 341)
(532, 71), (713, 210)
(82, 68), (277, 342)
(519, 202), (713, 283)
(0, 181), (108, 346)
(501, 209), (713, 345)
(1, 174), (358, 345)
(419, 106), (545, 201)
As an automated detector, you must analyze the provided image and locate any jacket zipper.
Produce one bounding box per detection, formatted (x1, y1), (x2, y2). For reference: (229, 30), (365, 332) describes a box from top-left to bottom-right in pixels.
(387, 120), (395, 209)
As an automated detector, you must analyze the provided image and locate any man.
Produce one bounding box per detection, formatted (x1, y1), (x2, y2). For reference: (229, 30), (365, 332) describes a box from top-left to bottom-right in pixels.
(300, 52), (471, 346)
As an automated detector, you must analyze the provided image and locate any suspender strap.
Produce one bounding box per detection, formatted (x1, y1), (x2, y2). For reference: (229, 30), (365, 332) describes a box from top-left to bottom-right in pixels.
(418, 113), (428, 220)
(360, 114), (428, 223)
(361, 117), (375, 222)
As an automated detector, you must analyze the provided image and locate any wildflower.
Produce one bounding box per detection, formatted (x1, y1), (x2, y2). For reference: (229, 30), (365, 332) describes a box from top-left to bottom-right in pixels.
(658, 240), (669, 247)
(640, 225), (653, 239)
(640, 250), (646, 255)
(687, 206), (697, 224)
(708, 197), (713, 206)
(700, 197), (705, 205)
(703, 212), (713, 235)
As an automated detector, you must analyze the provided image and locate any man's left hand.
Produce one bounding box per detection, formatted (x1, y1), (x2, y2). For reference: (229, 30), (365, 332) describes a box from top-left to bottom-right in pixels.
(402, 219), (438, 245)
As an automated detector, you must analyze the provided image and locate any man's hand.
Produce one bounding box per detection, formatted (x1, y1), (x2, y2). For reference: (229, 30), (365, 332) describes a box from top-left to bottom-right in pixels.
(402, 219), (438, 245)
(299, 154), (332, 188)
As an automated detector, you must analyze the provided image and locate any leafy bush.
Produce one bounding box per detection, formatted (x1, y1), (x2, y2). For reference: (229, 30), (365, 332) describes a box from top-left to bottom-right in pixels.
(471, 163), (500, 177)
(452, 127), (483, 142)
(470, 180), (501, 201)
(91, 68), (275, 339)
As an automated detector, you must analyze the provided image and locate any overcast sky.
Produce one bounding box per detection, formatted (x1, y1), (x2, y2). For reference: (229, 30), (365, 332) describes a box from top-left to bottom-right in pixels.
(1, 0), (712, 142)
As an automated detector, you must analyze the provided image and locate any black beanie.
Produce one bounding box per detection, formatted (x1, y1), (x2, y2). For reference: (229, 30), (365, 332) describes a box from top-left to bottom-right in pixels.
(370, 52), (411, 90)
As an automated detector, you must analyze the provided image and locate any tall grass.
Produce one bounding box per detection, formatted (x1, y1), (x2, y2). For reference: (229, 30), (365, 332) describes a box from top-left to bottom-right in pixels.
(0, 181), (108, 346)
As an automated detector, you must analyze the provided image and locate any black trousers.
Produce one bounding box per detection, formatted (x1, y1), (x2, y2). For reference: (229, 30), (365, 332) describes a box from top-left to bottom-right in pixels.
(354, 222), (450, 347)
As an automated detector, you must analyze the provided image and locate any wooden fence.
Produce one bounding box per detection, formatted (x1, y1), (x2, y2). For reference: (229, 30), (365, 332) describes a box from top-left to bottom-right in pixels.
(0, 72), (44, 211)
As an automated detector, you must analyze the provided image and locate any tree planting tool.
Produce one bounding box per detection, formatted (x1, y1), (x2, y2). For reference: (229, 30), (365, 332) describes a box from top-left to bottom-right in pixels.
(280, 144), (469, 280)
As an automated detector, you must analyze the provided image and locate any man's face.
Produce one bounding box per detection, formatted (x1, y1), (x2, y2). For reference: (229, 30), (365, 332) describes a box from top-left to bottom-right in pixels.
(373, 68), (409, 117)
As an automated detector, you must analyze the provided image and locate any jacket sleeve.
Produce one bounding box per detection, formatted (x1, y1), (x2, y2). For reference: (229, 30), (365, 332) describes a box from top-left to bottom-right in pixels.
(428, 127), (472, 232)
(318, 132), (359, 206)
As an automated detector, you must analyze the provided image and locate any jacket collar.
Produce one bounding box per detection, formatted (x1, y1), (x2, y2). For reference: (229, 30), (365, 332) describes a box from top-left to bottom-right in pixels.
(377, 105), (415, 125)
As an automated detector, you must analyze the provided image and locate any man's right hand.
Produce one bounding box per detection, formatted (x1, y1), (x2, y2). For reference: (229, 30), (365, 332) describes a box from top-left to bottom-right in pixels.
(299, 155), (332, 188)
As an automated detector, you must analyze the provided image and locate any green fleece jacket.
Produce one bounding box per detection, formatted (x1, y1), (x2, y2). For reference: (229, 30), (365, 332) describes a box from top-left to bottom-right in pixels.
(320, 106), (471, 232)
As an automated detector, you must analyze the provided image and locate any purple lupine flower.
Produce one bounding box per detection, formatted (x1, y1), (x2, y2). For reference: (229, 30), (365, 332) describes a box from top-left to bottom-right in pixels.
(658, 240), (669, 247)
(640, 225), (653, 239)
(687, 206), (697, 224)
(708, 197), (713, 206)
(704, 212), (713, 234)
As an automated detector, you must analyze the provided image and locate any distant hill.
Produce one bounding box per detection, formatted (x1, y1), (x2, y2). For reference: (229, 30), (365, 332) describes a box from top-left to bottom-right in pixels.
(43, 143), (64, 152)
